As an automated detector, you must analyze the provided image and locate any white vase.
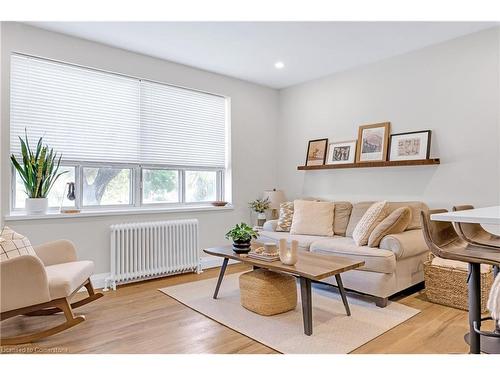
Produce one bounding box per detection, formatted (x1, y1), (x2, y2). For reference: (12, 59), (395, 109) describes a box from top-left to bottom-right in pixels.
(25, 198), (48, 215)
(257, 212), (267, 226)
(279, 239), (298, 266)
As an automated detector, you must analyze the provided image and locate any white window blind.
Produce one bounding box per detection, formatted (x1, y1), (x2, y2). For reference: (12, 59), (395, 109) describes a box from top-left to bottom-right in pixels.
(140, 81), (226, 168)
(11, 54), (141, 163)
(10, 54), (227, 168)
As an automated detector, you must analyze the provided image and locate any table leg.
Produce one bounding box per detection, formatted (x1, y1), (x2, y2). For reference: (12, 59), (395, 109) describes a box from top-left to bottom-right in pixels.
(467, 262), (481, 354)
(300, 277), (312, 336)
(213, 257), (229, 299)
(335, 274), (351, 316)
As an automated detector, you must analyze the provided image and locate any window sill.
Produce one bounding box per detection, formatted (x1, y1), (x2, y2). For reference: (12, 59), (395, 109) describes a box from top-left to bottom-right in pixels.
(4, 204), (234, 221)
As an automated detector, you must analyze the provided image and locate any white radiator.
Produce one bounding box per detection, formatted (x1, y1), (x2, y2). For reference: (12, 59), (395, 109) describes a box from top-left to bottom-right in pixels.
(104, 219), (200, 290)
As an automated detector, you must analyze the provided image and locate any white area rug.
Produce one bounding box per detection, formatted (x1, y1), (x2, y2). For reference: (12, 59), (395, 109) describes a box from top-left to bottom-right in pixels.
(159, 273), (419, 354)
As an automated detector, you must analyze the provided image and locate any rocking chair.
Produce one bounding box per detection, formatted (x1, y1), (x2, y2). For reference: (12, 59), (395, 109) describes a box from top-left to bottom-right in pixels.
(0, 239), (103, 345)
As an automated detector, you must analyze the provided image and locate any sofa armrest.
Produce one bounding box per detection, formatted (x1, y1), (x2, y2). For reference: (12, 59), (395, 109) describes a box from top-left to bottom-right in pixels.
(379, 229), (429, 259)
(34, 239), (78, 266)
(0, 255), (51, 313)
(263, 220), (278, 232)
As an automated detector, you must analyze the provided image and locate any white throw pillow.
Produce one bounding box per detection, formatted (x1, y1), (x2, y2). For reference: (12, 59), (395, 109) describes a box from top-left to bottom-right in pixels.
(0, 226), (38, 262)
(290, 200), (335, 236)
(352, 201), (389, 246)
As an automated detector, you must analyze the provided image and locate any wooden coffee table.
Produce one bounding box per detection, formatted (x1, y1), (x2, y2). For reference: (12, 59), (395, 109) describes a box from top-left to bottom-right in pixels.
(203, 245), (364, 336)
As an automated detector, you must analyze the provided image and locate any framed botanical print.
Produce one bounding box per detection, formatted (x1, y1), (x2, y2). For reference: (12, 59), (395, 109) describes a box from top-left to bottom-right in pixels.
(326, 140), (357, 165)
(355, 122), (391, 162)
(305, 138), (328, 166)
(389, 130), (431, 161)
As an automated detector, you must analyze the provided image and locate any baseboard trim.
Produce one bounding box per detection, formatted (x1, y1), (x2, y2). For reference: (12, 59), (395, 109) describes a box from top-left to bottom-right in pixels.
(87, 256), (237, 291)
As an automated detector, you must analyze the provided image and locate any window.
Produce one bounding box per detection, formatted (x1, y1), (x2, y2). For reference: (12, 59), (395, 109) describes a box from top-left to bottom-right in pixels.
(10, 54), (229, 213)
(142, 169), (179, 204)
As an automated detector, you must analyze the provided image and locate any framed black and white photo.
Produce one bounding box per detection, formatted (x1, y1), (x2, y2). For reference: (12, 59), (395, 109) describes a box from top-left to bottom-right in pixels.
(326, 140), (357, 165)
(389, 130), (431, 161)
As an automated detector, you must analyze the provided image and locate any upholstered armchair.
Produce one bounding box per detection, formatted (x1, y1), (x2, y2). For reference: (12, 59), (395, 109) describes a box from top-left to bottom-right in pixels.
(0, 239), (103, 345)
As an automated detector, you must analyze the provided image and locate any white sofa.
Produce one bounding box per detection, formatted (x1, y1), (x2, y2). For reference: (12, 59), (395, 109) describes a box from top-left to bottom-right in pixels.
(259, 201), (430, 307)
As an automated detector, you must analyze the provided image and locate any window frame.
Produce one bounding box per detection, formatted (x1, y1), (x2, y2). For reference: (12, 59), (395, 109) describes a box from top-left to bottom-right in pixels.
(10, 161), (226, 213)
(9, 53), (231, 216)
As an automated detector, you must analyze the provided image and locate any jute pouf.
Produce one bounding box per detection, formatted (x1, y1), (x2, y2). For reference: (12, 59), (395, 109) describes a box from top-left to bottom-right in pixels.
(239, 269), (297, 316)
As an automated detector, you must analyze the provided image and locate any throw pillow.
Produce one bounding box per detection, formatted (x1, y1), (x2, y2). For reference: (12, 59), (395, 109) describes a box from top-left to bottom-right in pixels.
(352, 201), (389, 246)
(333, 201), (353, 236)
(0, 226), (38, 262)
(290, 200), (334, 237)
(368, 206), (412, 247)
(275, 201), (294, 232)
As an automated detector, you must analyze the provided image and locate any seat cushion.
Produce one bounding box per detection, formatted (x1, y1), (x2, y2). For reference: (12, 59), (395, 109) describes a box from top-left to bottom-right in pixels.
(258, 231), (328, 251)
(310, 236), (396, 274)
(333, 201), (353, 236)
(45, 260), (94, 299)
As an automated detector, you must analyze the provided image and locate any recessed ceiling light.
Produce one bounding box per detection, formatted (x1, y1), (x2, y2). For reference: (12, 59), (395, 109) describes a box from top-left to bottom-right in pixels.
(274, 61), (285, 69)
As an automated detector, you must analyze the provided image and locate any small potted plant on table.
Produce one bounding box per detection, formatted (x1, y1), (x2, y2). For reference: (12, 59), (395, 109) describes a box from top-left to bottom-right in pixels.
(249, 197), (270, 227)
(225, 223), (258, 254)
(11, 132), (66, 215)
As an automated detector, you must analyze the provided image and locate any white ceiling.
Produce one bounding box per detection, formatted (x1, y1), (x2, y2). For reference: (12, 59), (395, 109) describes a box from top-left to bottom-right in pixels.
(28, 22), (498, 89)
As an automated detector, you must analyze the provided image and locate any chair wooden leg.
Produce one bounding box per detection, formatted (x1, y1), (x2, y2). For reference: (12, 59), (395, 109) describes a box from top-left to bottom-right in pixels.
(0, 298), (85, 345)
(25, 279), (103, 316)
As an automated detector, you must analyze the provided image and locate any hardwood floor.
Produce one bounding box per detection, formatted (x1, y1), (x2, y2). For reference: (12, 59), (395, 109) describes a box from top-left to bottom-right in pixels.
(1, 263), (492, 354)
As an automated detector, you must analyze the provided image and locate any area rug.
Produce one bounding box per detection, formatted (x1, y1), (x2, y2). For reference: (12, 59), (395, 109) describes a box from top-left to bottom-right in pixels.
(159, 273), (420, 354)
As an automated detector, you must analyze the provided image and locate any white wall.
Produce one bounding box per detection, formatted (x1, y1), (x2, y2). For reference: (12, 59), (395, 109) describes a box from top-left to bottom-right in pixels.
(1, 22), (279, 274)
(277, 27), (500, 210)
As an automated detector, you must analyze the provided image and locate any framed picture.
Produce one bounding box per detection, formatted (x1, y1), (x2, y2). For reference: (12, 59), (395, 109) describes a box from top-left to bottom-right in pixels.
(389, 130), (431, 161)
(326, 140), (357, 165)
(355, 122), (391, 162)
(305, 138), (328, 166)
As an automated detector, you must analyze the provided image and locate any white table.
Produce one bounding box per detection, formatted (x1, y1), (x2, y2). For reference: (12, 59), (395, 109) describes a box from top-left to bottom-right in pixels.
(431, 205), (500, 225)
(431, 205), (500, 354)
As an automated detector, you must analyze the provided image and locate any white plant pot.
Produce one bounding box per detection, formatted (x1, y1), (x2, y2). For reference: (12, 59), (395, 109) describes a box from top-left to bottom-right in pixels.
(256, 212), (267, 226)
(25, 198), (48, 215)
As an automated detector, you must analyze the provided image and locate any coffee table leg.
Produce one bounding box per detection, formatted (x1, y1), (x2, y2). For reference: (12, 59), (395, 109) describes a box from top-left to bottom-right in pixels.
(335, 274), (351, 316)
(213, 257), (229, 299)
(300, 277), (313, 336)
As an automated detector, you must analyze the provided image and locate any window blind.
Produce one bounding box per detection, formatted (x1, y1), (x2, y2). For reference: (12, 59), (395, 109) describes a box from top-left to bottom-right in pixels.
(10, 54), (227, 168)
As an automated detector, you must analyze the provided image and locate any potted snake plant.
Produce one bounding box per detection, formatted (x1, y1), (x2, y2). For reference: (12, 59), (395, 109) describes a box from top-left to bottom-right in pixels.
(225, 223), (258, 254)
(10, 132), (67, 214)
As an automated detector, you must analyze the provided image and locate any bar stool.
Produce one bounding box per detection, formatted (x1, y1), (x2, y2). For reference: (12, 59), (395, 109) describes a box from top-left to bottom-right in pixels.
(420, 209), (500, 354)
(452, 205), (500, 353)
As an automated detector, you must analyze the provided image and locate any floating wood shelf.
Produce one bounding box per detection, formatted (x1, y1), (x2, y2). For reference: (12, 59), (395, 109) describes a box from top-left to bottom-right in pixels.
(297, 158), (440, 171)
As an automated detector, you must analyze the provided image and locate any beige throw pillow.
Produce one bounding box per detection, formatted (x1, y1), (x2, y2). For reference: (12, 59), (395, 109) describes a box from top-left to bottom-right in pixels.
(275, 201), (294, 232)
(352, 201), (389, 246)
(368, 207), (412, 247)
(290, 200), (334, 237)
(0, 226), (38, 262)
(333, 201), (353, 236)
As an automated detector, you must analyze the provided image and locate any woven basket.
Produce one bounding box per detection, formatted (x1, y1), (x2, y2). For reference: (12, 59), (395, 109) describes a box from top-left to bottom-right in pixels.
(239, 269), (297, 316)
(424, 254), (494, 313)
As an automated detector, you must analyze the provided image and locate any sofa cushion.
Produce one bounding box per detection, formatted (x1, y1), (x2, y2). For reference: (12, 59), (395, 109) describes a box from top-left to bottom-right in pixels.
(310, 236), (396, 274)
(368, 206), (412, 247)
(333, 201), (353, 236)
(0, 226), (38, 262)
(45, 260), (95, 299)
(345, 201), (375, 237)
(290, 200), (334, 237)
(386, 201), (428, 230)
(352, 201), (389, 246)
(276, 202), (294, 232)
(257, 230), (327, 251)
